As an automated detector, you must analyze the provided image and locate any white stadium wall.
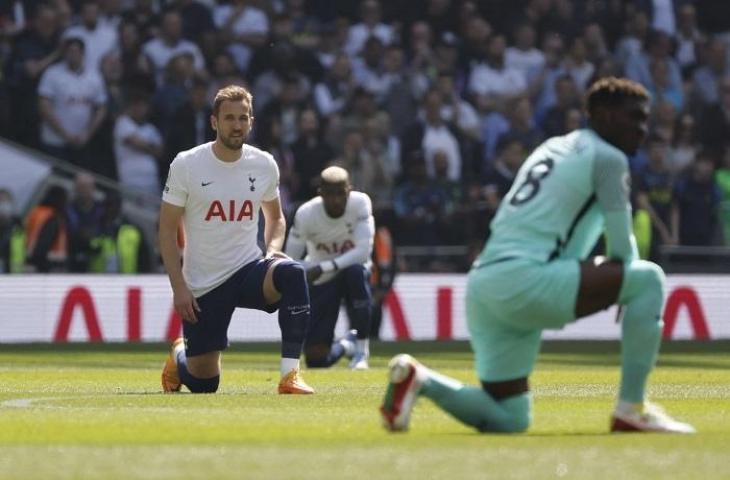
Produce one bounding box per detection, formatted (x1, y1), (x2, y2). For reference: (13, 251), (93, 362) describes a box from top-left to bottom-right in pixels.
(0, 274), (727, 343)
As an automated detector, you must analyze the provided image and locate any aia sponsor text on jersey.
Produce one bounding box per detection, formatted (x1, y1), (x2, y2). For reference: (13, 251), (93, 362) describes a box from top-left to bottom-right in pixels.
(205, 199), (254, 221)
(316, 240), (355, 255)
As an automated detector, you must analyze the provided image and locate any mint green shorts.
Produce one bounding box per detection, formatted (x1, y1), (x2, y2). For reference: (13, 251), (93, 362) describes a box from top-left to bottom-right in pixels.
(466, 258), (580, 382)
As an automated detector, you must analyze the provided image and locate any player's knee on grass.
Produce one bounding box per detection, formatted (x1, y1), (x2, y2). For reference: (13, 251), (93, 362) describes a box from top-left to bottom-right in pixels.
(185, 375), (220, 393)
(620, 260), (666, 305)
(304, 344), (332, 368)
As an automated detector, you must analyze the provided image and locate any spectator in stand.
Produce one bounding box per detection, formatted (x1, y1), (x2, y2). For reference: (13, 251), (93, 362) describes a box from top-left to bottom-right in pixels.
(698, 76), (730, 151)
(206, 51), (245, 104)
(691, 39), (730, 107)
(458, 15), (491, 71)
(672, 152), (722, 246)
(333, 122), (393, 206)
(291, 108), (334, 202)
(247, 12), (323, 97)
(286, 0), (322, 51)
(63, 0), (117, 72)
(406, 21), (435, 93)
(314, 53), (356, 118)
(170, 0), (216, 55)
(668, 113), (697, 174)
(0, 189), (26, 274)
(123, 0), (160, 42)
(582, 22), (610, 65)
(25, 185), (69, 273)
(116, 20), (155, 93)
(505, 22), (545, 84)
(151, 52), (196, 140)
(142, 9), (206, 86)
(495, 96), (543, 161)
(626, 29), (681, 95)
(213, 0), (269, 72)
(381, 45), (419, 138)
(651, 100), (678, 148)
(38, 37), (107, 167)
(532, 31), (567, 119)
(436, 70), (481, 142)
(167, 78), (215, 162)
(541, 74), (581, 137)
(616, 10), (650, 70)
(257, 75), (307, 148)
(344, 0), (393, 57)
(635, 134), (676, 261)
(113, 92), (164, 198)
(674, 4), (704, 75)
(352, 36), (389, 102)
(393, 160), (451, 247)
(480, 135), (527, 215)
(715, 147), (730, 245)
(336, 87), (387, 148)
(562, 36), (595, 92)
(97, 0), (124, 29)
(66, 172), (104, 272)
(649, 57), (683, 112)
(256, 117), (297, 214)
(468, 33), (527, 112)
(88, 192), (151, 273)
(4, 2), (61, 148)
(360, 116), (400, 203)
(402, 89), (462, 182)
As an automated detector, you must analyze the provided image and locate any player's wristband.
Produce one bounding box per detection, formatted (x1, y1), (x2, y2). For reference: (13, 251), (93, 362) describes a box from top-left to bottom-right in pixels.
(320, 260), (338, 273)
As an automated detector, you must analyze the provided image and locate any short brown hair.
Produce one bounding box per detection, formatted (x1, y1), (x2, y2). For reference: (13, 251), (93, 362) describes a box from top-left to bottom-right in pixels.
(213, 85), (253, 116)
(585, 77), (649, 117)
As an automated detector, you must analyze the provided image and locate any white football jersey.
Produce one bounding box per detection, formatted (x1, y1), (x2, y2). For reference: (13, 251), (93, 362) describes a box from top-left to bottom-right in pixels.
(285, 191), (375, 285)
(162, 142), (279, 296)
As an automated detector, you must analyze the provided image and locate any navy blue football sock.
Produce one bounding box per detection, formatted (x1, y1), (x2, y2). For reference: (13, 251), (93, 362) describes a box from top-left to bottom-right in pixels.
(272, 261), (310, 359)
(343, 265), (372, 340)
(176, 350), (219, 393)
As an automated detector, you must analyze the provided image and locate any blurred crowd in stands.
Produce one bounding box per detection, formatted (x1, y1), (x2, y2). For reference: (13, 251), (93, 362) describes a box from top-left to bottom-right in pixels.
(2, 0), (730, 273)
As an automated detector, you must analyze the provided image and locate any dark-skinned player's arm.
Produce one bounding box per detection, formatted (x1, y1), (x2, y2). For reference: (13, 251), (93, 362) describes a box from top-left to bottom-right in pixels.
(261, 197), (288, 258)
(159, 201), (200, 324)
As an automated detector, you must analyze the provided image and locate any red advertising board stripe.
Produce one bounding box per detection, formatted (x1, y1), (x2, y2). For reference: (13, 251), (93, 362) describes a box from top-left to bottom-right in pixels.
(53, 286), (103, 342)
(384, 290), (410, 340)
(127, 287), (141, 341)
(437, 287), (452, 339)
(662, 286), (710, 340)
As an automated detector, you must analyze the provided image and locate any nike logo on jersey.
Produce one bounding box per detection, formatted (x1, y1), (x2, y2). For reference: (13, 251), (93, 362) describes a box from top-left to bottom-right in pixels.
(202, 181), (213, 187)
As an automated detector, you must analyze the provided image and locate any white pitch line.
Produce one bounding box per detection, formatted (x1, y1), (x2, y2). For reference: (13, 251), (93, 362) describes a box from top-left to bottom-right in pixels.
(1, 396), (67, 408)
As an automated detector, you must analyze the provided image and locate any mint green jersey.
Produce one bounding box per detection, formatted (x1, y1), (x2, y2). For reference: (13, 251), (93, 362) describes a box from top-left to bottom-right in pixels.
(477, 129), (638, 265)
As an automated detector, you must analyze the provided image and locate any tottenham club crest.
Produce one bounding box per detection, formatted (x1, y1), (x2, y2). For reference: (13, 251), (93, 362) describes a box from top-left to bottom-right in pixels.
(249, 175), (256, 192)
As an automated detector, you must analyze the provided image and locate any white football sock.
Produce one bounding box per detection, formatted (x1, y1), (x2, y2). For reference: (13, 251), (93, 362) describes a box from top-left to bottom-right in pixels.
(280, 357), (300, 377)
(355, 339), (369, 357)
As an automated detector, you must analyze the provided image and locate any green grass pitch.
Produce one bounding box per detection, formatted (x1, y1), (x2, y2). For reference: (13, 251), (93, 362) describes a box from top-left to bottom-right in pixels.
(0, 340), (728, 480)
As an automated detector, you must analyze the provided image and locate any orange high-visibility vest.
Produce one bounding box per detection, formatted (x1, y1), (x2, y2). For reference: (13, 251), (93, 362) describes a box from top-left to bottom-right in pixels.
(371, 226), (393, 286)
(25, 206), (67, 262)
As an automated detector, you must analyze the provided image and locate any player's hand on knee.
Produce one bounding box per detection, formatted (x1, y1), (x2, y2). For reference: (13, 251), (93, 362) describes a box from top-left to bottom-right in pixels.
(173, 286), (201, 323)
(267, 251), (291, 260)
(306, 265), (323, 284)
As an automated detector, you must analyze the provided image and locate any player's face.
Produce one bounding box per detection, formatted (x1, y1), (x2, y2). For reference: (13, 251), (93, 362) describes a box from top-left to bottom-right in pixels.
(212, 99), (253, 151)
(611, 98), (650, 155)
(320, 182), (351, 218)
